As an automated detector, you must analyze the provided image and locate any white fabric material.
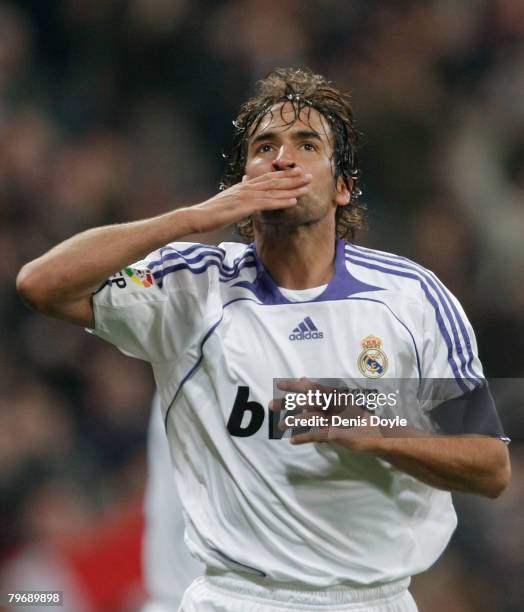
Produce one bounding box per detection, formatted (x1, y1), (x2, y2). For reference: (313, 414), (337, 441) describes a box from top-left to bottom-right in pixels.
(143, 394), (204, 610)
(179, 573), (419, 611)
(277, 284), (328, 302)
(92, 240), (484, 588)
(142, 603), (177, 612)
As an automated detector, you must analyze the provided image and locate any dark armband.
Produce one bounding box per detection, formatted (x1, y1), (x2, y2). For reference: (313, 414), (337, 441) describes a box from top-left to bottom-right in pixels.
(430, 383), (510, 443)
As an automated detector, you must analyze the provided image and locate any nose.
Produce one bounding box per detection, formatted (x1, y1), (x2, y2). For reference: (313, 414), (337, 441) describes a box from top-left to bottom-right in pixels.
(271, 145), (296, 172)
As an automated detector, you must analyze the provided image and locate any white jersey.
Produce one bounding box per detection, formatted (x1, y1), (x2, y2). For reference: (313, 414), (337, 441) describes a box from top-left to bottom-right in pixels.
(143, 394), (203, 610)
(92, 238), (485, 588)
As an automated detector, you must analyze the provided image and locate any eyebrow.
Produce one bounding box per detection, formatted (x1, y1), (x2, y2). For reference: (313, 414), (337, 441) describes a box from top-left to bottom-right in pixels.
(249, 129), (324, 148)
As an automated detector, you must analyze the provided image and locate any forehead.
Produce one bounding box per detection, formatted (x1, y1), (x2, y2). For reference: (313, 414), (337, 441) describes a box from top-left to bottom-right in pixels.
(248, 101), (333, 142)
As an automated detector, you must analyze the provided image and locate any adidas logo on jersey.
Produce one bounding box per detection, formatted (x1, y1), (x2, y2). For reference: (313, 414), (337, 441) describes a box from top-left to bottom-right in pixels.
(289, 316), (324, 341)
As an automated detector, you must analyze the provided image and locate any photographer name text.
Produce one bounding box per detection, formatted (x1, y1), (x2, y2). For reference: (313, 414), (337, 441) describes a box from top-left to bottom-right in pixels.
(284, 414), (407, 428)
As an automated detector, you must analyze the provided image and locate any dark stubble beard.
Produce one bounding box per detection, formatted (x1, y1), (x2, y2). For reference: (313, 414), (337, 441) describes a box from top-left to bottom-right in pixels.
(254, 195), (326, 231)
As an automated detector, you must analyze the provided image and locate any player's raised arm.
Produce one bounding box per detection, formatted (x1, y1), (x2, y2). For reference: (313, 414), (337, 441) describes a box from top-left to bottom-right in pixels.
(16, 169), (310, 327)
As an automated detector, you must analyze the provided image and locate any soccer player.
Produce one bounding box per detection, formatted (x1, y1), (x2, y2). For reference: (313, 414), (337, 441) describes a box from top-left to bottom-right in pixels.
(17, 68), (510, 611)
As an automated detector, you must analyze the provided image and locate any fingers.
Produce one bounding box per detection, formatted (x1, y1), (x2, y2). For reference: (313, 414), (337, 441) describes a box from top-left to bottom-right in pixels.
(264, 174), (312, 190)
(290, 430), (331, 445)
(269, 379), (338, 428)
(278, 409), (327, 432)
(275, 407), (334, 445)
(268, 398), (283, 412)
(246, 167), (302, 182)
(249, 187), (309, 209)
(274, 378), (337, 412)
(236, 171), (312, 213)
(246, 169), (312, 190)
(258, 185), (310, 200)
(269, 379), (323, 415)
(276, 377), (326, 394)
(269, 378), (384, 449)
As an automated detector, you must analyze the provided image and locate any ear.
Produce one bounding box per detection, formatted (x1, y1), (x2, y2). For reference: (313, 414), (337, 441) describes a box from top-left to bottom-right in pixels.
(334, 176), (352, 206)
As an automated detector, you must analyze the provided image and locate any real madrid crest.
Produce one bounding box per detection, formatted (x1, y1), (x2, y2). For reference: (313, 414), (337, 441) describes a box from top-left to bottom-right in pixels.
(358, 335), (388, 378)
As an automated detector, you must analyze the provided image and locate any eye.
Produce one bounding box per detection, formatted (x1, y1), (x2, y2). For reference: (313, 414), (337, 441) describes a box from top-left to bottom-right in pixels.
(256, 143), (273, 153)
(301, 142), (318, 151)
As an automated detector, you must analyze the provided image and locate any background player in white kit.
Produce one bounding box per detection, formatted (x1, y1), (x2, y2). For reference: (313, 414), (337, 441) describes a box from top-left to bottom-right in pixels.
(142, 394), (203, 612)
(17, 68), (511, 611)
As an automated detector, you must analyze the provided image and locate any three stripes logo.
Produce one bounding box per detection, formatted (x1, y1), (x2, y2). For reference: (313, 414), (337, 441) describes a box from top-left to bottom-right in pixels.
(289, 316), (324, 341)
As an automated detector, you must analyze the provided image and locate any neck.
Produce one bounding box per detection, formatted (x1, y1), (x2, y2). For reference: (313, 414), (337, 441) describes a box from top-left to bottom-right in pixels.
(254, 222), (337, 289)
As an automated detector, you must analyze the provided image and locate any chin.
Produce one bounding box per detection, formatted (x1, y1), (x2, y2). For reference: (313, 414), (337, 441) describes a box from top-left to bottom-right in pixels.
(257, 209), (303, 228)
(258, 198), (312, 224)
(257, 213), (324, 234)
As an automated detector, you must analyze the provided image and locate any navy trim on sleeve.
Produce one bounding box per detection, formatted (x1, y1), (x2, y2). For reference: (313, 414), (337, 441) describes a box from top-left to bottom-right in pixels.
(431, 384), (506, 438)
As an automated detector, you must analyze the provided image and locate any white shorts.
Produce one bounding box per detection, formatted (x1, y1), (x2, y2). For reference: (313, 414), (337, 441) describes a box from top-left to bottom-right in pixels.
(178, 572), (419, 612)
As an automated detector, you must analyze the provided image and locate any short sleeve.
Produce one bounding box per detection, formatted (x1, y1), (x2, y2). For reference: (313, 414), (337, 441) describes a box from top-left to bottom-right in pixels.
(89, 242), (222, 363)
(420, 276), (485, 399)
(418, 278), (508, 439)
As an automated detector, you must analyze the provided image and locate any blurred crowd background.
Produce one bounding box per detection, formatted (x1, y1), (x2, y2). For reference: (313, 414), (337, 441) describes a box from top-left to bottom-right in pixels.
(1, 1), (523, 610)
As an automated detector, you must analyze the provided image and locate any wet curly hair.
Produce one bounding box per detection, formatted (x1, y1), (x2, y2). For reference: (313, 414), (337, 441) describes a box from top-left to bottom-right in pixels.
(220, 67), (366, 241)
